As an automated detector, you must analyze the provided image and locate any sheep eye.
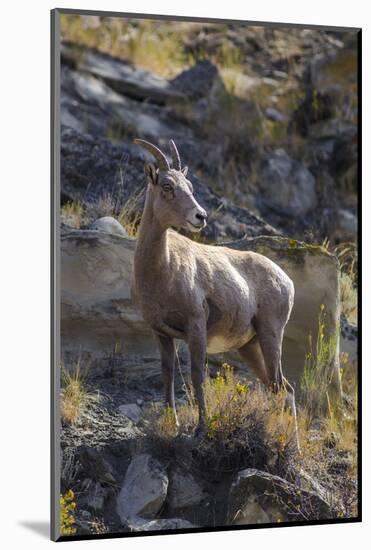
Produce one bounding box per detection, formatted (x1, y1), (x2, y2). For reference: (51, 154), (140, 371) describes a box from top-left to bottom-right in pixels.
(162, 183), (173, 192)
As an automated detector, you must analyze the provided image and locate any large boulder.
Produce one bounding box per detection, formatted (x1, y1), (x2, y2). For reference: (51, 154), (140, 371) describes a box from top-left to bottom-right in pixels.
(61, 230), (341, 391)
(171, 59), (225, 101)
(88, 216), (128, 237)
(116, 454), (168, 522)
(61, 229), (154, 356)
(167, 468), (206, 511)
(227, 468), (333, 525)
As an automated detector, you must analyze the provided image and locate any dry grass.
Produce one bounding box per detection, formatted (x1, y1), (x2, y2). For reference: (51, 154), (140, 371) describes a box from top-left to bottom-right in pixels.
(61, 186), (144, 238)
(334, 243), (358, 324)
(61, 201), (89, 229)
(92, 195), (116, 219)
(340, 272), (357, 323)
(148, 363), (297, 478)
(60, 359), (90, 424)
(117, 191), (144, 238)
(60, 15), (188, 78)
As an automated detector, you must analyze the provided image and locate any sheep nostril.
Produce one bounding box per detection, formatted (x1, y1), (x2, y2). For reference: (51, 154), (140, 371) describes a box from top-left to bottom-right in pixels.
(196, 213), (206, 223)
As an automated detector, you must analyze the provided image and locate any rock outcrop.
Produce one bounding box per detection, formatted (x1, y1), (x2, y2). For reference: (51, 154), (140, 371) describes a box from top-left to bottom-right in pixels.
(61, 228), (341, 390)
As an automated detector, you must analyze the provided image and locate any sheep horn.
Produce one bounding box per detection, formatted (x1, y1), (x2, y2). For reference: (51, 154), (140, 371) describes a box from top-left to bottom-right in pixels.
(169, 139), (181, 171)
(134, 139), (170, 171)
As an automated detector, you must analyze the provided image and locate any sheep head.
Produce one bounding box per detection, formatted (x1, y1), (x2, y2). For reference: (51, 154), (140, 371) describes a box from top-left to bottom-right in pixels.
(134, 138), (207, 233)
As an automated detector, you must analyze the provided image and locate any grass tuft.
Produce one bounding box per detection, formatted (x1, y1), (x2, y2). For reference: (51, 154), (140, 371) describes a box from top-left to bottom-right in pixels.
(301, 304), (339, 420)
(60, 359), (90, 424)
(61, 201), (89, 229)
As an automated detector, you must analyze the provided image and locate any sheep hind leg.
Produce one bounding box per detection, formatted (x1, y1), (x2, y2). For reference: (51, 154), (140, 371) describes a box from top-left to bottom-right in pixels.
(255, 323), (301, 453)
(238, 335), (270, 387)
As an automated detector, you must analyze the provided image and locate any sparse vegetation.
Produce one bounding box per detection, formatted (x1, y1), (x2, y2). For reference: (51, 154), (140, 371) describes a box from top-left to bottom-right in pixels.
(61, 201), (88, 229)
(61, 359), (90, 424)
(301, 305), (339, 419)
(117, 190), (144, 238)
(146, 363), (296, 480)
(60, 16), (188, 78)
(62, 188), (144, 238)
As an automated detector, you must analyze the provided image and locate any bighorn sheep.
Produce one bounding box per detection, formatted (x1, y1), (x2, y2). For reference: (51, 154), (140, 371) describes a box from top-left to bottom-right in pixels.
(133, 138), (298, 441)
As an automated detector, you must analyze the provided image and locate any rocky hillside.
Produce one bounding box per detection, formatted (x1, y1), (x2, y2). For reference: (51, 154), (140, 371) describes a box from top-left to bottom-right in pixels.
(58, 18), (359, 538)
(60, 20), (358, 244)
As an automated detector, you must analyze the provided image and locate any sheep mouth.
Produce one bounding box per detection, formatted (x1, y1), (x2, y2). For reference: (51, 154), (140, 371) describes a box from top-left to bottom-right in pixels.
(186, 220), (206, 232)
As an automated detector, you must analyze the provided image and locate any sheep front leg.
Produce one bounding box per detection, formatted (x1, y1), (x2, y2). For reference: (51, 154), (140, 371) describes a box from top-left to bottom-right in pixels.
(188, 321), (207, 437)
(156, 334), (178, 427)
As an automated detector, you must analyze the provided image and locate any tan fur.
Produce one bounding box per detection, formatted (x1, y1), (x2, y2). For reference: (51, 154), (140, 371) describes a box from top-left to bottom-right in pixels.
(133, 140), (298, 443)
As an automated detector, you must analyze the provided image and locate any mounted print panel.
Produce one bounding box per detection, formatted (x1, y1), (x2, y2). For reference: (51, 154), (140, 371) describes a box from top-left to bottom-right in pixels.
(51, 8), (361, 541)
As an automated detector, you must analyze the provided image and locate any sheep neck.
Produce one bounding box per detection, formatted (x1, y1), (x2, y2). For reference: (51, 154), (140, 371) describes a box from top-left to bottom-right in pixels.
(134, 187), (169, 280)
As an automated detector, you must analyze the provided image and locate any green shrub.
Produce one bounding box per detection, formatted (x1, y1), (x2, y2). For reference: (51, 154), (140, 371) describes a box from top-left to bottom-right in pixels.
(301, 304), (339, 418)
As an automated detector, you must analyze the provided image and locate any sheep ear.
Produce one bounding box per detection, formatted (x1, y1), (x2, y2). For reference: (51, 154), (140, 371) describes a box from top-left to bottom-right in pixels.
(182, 165), (188, 177)
(144, 163), (159, 185)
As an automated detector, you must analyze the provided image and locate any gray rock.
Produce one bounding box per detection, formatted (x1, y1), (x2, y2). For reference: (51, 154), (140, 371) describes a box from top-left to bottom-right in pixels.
(228, 468), (332, 525)
(89, 217), (128, 237)
(259, 149), (317, 216)
(61, 229), (154, 358)
(309, 119), (356, 141)
(77, 447), (116, 485)
(265, 107), (286, 122)
(116, 454), (168, 522)
(171, 60), (225, 100)
(85, 481), (106, 513)
(118, 403), (143, 423)
(61, 41), (185, 105)
(230, 498), (272, 525)
(340, 315), (357, 367)
(127, 517), (196, 531)
(167, 469), (206, 510)
(337, 209), (357, 238)
(74, 518), (92, 535)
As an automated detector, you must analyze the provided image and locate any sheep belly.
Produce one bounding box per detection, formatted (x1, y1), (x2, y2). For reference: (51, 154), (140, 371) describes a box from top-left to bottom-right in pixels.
(207, 328), (255, 354)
